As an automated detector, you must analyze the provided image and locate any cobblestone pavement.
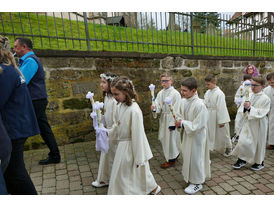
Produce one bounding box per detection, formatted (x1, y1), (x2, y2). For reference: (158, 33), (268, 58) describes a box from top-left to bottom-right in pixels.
(24, 132), (274, 195)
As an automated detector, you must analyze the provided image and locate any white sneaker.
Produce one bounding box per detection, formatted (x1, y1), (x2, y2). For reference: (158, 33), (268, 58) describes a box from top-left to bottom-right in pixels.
(91, 180), (108, 188)
(150, 185), (161, 195)
(184, 184), (203, 194)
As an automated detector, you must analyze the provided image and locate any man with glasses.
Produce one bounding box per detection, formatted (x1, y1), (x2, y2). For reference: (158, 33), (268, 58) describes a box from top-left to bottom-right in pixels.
(232, 76), (270, 171)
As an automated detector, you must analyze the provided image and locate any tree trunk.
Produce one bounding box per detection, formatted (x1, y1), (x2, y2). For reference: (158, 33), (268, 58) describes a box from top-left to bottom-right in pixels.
(168, 12), (175, 30)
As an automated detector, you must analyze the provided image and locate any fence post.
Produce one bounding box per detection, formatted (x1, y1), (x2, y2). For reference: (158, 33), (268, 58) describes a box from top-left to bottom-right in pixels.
(190, 12), (194, 55)
(253, 20), (256, 57)
(83, 12), (91, 51)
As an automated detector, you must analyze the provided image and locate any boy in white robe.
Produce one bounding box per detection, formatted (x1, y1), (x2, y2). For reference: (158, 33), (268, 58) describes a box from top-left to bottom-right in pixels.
(204, 74), (232, 156)
(108, 76), (160, 195)
(175, 77), (211, 195)
(232, 74), (252, 142)
(264, 73), (274, 150)
(151, 72), (181, 168)
(92, 73), (118, 188)
(232, 76), (270, 171)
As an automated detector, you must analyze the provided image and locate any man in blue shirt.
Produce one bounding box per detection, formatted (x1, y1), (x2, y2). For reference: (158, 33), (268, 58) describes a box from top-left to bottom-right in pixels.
(14, 37), (61, 165)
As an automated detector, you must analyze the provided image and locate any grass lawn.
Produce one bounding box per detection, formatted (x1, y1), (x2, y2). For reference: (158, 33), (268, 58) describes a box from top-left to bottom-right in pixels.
(0, 12), (273, 58)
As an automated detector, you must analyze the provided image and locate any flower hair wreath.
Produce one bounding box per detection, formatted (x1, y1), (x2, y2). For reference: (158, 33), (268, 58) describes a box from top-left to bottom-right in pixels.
(100, 73), (115, 81)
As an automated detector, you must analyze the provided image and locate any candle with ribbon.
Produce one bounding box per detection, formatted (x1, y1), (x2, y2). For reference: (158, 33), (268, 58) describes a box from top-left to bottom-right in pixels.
(94, 101), (104, 128)
(89, 101), (108, 153)
(244, 80), (251, 102)
(164, 97), (177, 121)
(149, 84), (157, 119)
(86, 92), (108, 153)
(86, 91), (95, 110)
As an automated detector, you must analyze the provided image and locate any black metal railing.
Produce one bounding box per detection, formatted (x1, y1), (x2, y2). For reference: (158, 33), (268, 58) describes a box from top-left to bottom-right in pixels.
(0, 12), (273, 58)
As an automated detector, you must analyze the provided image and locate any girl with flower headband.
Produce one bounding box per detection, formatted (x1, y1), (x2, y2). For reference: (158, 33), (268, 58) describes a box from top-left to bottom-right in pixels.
(244, 64), (260, 77)
(91, 72), (118, 188)
(107, 76), (160, 195)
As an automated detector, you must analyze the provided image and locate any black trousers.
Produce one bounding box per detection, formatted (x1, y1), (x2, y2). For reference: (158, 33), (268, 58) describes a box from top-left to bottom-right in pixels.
(4, 138), (37, 195)
(32, 99), (60, 159)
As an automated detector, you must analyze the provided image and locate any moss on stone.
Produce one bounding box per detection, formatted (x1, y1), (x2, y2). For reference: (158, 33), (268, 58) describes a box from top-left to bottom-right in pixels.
(63, 98), (90, 110)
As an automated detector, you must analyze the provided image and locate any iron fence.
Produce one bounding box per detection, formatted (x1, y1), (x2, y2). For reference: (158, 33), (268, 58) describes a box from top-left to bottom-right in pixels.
(0, 12), (273, 58)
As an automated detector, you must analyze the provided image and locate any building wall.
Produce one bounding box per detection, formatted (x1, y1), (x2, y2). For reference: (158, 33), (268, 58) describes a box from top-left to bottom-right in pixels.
(24, 50), (274, 150)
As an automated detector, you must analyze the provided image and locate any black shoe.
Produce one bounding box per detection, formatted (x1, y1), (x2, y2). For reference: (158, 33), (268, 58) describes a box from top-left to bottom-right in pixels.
(231, 134), (239, 143)
(39, 157), (60, 165)
(232, 158), (246, 169)
(251, 163), (264, 171)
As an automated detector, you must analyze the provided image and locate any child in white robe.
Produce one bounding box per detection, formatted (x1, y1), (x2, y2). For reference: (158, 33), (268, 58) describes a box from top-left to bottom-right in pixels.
(232, 76), (270, 171)
(234, 74), (253, 108)
(232, 74), (252, 142)
(264, 73), (274, 150)
(151, 72), (181, 168)
(108, 76), (160, 195)
(91, 72), (118, 188)
(175, 77), (211, 195)
(204, 74), (232, 156)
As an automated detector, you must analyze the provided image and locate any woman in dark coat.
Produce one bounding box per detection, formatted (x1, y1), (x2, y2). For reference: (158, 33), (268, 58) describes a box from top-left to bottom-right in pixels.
(0, 35), (40, 195)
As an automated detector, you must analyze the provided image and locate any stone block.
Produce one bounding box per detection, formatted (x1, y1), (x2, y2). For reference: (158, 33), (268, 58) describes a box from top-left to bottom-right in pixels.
(241, 62), (249, 67)
(70, 57), (95, 68)
(222, 68), (238, 74)
(63, 98), (91, 110)
(71, 81), (99, 96)
(184, 59), (198, 68)
(135, 59), (159, 68)
(49, 69), (83, 80)
(221, 60), (233, 68)
(162, 56), (174, 69)
(200, 60), (220, 69)
(47, 81), (70, 98)
(95, 58), (113, 69)
(69, 58), (85, 68)
(46, 100), (59, 112)
(180, 69), (192, 77)
(112, 58), (131, 68)
(234, 61), (241, 67)
(174, 57), (183, 68)
(41, 57), (70, 68)
(64, 121), (94, 141)
(84, 57), (95, 67)
(47, 111), (88, 126)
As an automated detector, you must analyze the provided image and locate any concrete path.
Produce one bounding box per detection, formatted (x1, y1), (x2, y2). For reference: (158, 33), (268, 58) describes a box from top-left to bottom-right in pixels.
(24, 132), (274, 195)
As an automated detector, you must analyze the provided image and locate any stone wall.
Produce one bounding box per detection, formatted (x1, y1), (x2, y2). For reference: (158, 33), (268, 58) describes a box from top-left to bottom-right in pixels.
(24, 50), (274, 150)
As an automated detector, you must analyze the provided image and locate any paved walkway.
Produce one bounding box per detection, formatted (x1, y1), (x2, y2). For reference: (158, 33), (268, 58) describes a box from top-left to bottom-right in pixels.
(24, 132), (274, 195)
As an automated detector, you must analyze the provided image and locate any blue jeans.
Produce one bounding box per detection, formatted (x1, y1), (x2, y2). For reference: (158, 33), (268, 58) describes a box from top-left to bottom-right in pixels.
(0, 155), (10, 195)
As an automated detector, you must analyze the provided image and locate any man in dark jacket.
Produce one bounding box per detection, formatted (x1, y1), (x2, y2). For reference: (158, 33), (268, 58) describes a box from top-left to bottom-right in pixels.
(14, 37), (61, 165)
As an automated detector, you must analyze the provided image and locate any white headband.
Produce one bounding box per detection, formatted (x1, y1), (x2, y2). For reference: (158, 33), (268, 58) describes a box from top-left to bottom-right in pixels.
(100, 73), (115, 81)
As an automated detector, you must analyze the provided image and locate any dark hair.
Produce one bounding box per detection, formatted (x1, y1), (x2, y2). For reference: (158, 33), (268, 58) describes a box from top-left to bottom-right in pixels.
(252, 75), (265, 86)
(181, 77), (197, 90)
(205, 74), (216, 82)
(243, 74), (252, 81)
(110, 76), (139, 106)
(15, 37), (33, 50)
(266, 72), (274, 81)
(100, 72), (117, 96)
